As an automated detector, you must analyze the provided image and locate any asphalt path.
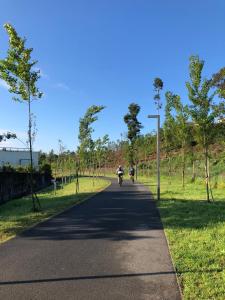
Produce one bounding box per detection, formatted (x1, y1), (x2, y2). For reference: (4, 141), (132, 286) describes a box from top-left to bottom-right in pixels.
(0, 178), (181, 300)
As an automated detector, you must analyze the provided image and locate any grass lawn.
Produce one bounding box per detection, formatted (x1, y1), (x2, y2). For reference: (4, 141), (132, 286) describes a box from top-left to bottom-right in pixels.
(0, 177), (110, 244)
(138, 175), (225, 300)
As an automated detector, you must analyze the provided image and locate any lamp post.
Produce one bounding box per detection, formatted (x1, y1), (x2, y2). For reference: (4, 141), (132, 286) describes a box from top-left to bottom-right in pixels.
(148, 114), (160, 201)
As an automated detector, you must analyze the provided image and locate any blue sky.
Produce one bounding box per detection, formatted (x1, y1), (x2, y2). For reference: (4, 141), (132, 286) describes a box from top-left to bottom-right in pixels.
(0, 0), (225, 152)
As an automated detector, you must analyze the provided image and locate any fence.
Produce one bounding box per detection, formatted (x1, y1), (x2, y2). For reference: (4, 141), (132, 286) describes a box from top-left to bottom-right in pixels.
(0, 171), (52, 204)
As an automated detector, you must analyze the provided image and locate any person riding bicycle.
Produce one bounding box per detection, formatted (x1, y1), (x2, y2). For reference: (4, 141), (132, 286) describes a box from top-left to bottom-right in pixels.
(116, 165), (124, 184)
(129, 166), (135, 183)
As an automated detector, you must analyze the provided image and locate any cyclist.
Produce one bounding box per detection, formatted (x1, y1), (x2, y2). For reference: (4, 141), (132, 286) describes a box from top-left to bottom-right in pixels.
(116, 165), (124, 186)
(129, 166), (135, 183)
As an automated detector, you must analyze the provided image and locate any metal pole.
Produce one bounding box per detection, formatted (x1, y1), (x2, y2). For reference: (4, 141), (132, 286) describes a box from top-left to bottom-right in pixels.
(157, 115), (160, 201)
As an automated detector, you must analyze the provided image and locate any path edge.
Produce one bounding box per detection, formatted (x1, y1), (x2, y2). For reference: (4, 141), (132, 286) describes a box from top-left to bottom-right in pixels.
(0, 179), (112, 245)
(137, 181), (183, 299)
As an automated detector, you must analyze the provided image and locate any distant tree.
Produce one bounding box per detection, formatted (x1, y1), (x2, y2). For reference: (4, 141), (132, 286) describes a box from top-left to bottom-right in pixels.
(48, 149), (57, 164)
(38, 151), (47, 166)
(186, 55), (225, 202)
(153, 77), (164, 114)
(164, 92), (177, 182)
(168, 92), (191, 188)
(95, 134), (109, 175)
(57, 139), (66, 187)
(211, 67), (225, 98)
(124, 103), (143, 174)
(0, 24), (42, 211)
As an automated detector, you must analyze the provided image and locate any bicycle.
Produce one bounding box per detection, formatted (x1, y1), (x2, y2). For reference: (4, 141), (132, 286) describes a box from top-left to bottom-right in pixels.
(118, 175), (123, 186)
(130, 175), (134, 183)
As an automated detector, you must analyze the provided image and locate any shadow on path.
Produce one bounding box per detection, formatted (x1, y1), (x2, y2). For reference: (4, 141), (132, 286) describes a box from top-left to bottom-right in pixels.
(0, 271), (176, 286)
(21, 189), (163, 242)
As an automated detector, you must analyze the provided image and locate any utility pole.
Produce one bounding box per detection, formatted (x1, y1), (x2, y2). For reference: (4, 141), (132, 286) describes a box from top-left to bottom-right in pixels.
(148, 115), (160, 201)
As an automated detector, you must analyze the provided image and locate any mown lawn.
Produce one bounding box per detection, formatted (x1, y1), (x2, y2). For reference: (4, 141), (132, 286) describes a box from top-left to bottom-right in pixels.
(139, 175), (225, 300)
(0, 177), (110, 243)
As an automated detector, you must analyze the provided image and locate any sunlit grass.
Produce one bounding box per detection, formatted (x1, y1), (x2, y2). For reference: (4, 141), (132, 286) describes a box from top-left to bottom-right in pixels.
(138, 174), (225, 299)
(0, 177), (110, 243)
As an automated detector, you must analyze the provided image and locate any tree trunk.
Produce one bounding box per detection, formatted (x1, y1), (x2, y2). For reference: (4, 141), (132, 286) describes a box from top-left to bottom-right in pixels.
(104, 160), (106, 176)
(99, 158), (101, 177)
(182, 146), (185, 189)
(191, 145), (196, 182)
(192, 159), (196, 182)
(208, 157), (214, 201)
(28, 96), (40, 211)
(75, 166), (79, 194)
(168, 155), (172, 185)
(204, 145), (210, 202)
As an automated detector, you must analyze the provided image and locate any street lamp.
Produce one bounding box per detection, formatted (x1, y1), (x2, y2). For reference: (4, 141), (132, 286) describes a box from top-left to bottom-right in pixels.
(147, 114), (160, 201)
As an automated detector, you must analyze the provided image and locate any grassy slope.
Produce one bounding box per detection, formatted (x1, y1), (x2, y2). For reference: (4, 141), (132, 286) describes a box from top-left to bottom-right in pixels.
(138, 175), (225, 300)
(0, 177), (110, 243)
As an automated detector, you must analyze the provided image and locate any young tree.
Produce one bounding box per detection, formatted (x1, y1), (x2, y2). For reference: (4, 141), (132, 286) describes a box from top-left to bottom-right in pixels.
(124, 103), (143, 177)
(153, 77), (164, 114)
(0, 24), (43, 211)
(95, 134), (109, 176)
(78, 105), (105, 175)
(57, 139), (66, 187)
(166, 91), (191, 187)
(186, 55), (225, 201)
(163, 92), (177, 183)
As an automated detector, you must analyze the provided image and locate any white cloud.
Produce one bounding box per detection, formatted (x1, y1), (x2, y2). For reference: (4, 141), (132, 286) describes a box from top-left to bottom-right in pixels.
(39, 69), (49, 79)
(54, 82), (70, 91)
(0, 79), (9, 90)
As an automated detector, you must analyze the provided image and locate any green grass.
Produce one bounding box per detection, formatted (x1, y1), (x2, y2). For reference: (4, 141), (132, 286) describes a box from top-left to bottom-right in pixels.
(138, 175), (225, 299)
(0, 177), (110, 243)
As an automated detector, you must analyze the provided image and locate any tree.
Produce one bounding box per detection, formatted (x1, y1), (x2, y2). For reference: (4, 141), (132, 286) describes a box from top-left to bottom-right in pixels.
(0, 132), (16, 143)
(124, 103), (143, 175)
(57, 139), (66, 187)
(153, 77), (163, 114)
(168, 92), (190, 188)
(95, 134), (109, 175)
(78, 105), (105, 174)
(0, 24), (42, 211)
(186, 55), (225, 201)
(211, 67), (225, 98)
(163, 92), (177, 183)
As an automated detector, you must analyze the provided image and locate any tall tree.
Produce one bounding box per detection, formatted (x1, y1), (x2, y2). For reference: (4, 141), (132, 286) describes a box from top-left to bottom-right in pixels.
(0, 24), (43, 211)
(186, 55), (225, 201)
(124, 103), (143, 171)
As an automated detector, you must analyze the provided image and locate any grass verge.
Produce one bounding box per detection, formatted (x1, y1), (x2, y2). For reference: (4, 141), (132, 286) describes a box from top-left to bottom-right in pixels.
(0, 177), (110, 244)
(138, 175), (225, 300)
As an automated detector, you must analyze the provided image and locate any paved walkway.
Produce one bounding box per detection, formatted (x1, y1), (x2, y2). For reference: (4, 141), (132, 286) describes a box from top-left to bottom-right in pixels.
(0, 179), (181, 300)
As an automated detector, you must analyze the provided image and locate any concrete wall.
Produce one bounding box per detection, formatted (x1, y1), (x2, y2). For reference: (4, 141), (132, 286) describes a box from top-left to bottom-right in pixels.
(0, 149), (39, 168)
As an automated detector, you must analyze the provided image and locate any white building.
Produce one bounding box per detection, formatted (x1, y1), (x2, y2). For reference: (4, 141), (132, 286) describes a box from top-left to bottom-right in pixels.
(0, 147), (39, 168)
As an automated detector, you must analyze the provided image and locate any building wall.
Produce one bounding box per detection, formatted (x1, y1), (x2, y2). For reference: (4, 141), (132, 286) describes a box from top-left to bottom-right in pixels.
(0, 150), (39, 168)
